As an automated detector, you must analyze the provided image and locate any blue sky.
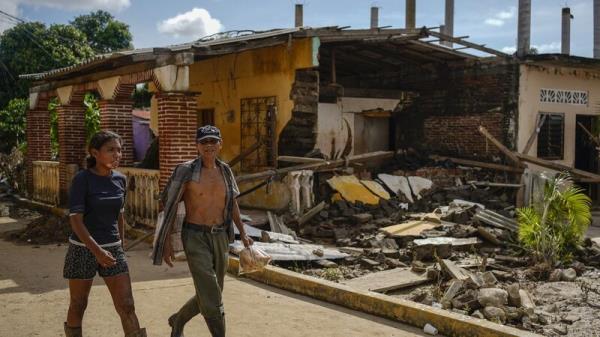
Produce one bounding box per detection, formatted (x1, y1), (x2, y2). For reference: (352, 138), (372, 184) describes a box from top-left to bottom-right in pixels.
(0, 0), (596, 57)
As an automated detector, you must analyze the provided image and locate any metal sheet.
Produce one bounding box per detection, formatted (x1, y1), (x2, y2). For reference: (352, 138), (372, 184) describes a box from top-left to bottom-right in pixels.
(229, 241), (349, 261)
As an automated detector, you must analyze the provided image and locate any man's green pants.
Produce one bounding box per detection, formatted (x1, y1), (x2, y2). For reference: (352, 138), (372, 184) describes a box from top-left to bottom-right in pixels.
(173, 223), (229, 322)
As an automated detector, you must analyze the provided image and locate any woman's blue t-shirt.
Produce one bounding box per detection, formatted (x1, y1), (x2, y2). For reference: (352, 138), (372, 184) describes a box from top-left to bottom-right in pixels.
(68, 169), (127, 245)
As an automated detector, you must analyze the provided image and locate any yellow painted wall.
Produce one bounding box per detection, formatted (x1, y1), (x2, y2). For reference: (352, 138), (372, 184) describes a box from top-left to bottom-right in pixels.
(518, 64), (600, 169)
(188, 38), (315, 166)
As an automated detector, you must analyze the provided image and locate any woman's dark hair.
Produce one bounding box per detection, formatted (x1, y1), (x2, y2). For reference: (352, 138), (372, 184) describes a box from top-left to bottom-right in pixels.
(86, 131), (122, 168)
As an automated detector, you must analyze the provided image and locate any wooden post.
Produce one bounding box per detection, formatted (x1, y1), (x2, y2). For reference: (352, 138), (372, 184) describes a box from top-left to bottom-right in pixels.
(478, 126), (525, 168)
(522, 114), (547, 155)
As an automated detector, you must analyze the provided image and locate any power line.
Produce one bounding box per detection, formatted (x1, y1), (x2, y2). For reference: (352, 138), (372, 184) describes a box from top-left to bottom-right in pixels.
(0, 11), (61, 67)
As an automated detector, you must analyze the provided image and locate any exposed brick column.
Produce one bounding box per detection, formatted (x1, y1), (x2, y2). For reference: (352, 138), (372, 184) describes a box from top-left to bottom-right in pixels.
(56, 99), (86, 204)
(98, 98), (135, 166)
(25, 96), (52, 196)
(156, 92), (199, 189)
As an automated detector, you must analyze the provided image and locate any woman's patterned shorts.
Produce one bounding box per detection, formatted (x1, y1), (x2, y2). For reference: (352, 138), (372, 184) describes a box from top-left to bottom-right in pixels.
(63, 243), (129, 279)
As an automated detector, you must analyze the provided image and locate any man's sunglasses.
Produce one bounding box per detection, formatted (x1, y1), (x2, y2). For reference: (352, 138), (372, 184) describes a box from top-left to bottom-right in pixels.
(198, 138), (220, 145)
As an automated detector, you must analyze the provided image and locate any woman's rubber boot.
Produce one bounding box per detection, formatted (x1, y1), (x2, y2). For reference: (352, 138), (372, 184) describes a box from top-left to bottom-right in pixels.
(125, 328), (147, 337)
(63, 322), (82, 337)
(204, 314), (225, 337)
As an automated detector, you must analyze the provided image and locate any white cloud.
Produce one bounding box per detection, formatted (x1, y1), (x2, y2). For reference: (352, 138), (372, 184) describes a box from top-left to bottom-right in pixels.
(502, 46), (517, 54)
(501, 42), (561, 55)
(157, 8), (223, 39)
(485, 18), (504, 27)
(535, 42), (561, 53)
(484, 6), (516, 27)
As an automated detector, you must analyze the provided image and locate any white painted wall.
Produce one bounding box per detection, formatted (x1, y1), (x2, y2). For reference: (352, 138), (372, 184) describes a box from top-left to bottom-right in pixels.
(518, 64), (600, 169)
(315, 97), (400, 157)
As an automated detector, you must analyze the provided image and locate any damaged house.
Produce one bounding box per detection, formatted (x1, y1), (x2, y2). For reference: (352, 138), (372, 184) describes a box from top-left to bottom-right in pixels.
(21, 5), (600, 226)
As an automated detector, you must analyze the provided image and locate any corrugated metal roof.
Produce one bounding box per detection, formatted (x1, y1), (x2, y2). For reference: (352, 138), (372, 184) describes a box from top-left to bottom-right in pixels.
(20, 28), (302, 81)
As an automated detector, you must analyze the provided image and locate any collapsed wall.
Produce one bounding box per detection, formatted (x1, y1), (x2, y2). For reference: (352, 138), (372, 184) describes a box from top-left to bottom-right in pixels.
(278, 69), (319, 157)
(396, 62), (520, 159)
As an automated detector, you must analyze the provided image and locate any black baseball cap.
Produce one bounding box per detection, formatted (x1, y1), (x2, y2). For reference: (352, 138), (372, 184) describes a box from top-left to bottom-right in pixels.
(196, 125), (222, 142)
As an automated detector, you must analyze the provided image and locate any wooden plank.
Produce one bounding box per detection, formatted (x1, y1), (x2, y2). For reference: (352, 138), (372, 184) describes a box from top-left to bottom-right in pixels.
(298, 201), (326, 226)
(343, 268), (430, 293)
(478, 126), (524, 167)
(522, 114), (547, 155)
(439, 259), (471, 281)
(477, 227), (502, 245)
(236, 151), (394, 183)
(229, 140), (263, 167)
(515, 152), (600, 182)
(468, 181), (523, 188)
(277, 156), (326, 164)
(429, 155), (524, 174)
(426, 30), (510, 58)
(379, 220), (438, 237)
(577, 121), (600, 147)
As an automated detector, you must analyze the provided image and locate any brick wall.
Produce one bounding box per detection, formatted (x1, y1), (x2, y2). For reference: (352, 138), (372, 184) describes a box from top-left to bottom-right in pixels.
(156, 92), (199, 188)
(396, 62), (519, 159)
(279, 69), (319, 157)
(423, 113), (505, 156)
(56, 102), (86, 203)
(98, 99), (134, 166)
(25, 98), (52, 195)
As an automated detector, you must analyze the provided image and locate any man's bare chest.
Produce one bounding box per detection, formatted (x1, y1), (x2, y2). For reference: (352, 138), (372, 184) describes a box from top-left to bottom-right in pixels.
(184, 170), (226, 199)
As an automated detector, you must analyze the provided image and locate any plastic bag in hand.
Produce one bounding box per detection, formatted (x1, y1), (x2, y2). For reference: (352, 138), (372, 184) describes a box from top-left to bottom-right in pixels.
(238, 246), (272, 275)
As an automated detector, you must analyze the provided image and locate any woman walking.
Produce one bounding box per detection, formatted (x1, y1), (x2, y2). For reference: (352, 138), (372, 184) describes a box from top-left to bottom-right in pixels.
(62, 131), (146, 337)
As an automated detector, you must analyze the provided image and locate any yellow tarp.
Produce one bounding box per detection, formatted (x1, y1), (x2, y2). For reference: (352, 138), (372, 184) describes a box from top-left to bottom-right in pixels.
(327, 175), (380, 205)
(360, 180), (390, 200)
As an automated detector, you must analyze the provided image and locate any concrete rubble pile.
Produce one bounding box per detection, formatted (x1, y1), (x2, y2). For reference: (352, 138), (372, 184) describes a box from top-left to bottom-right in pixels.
(237, 151), (600, 337)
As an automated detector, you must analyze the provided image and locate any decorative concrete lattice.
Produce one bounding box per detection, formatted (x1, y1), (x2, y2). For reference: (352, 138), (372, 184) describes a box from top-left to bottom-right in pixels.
(540, 88), (588, 105)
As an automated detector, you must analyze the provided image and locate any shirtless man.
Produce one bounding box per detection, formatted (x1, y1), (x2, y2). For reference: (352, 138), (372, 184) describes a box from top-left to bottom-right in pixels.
(153, 125), (252, 337)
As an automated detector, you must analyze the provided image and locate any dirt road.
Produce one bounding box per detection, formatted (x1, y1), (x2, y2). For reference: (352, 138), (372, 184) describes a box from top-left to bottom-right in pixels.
(0, 223), (429, 336)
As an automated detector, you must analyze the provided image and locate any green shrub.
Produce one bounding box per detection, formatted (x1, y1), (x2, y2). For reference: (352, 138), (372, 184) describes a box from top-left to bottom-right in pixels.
(517, 173), (591, 267)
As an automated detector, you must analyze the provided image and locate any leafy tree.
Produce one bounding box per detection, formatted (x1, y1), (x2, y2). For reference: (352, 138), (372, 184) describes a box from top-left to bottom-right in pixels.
(48, 98), (59, 159)
(517, 173), (591, 269)
(84, 93), (101, 144)
(0, 98), (28, 153)
(0, 22), (94, 108)
(70, 10), (133, 54)
(132, 83), (152, 108)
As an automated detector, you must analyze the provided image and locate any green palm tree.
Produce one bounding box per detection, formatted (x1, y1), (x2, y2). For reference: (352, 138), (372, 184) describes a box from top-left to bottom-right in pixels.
(517, 172), (591, 267)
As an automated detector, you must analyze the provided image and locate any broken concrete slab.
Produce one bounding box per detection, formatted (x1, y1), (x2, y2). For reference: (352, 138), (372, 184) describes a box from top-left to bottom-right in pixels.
(413, 237), (481, 248)
(478, 288), (508, 307)
(360, 180), (391, 200)
(408, 176), (433, 200)
(507, 284), (521, 307)
(439, 259), (472, 281)
(327, 175), (380, 205)
(483, 306), (506, 324)
(378, 174), (413, 203)
(519, 289), (536, 315)
(343, 267), (430, 293)
(452, 289), (480, 311)
(441, 279), (464, 308)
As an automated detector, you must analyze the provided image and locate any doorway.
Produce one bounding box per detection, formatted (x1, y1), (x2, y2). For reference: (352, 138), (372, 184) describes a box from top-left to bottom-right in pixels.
(575, 115), (599, 202)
